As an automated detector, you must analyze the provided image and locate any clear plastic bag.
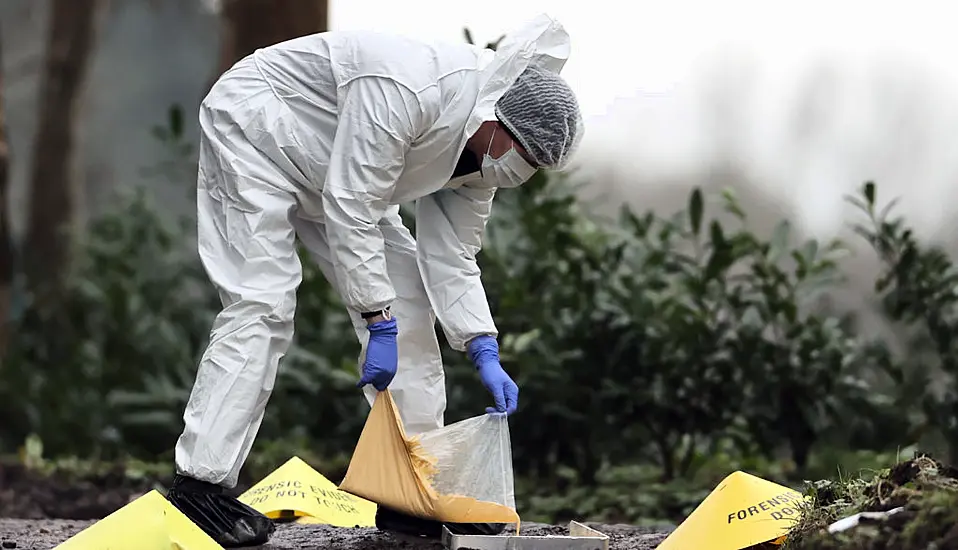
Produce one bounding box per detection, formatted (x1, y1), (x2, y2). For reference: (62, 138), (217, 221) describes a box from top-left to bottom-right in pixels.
(416, 412), (516, 512)
(338, 390), (519, 526)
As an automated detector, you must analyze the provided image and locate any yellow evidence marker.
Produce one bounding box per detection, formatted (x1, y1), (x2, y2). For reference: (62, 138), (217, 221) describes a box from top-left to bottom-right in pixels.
(656, 471), (808, 550)
(238, 456), (377, 527)
(54, 490), (221, 550)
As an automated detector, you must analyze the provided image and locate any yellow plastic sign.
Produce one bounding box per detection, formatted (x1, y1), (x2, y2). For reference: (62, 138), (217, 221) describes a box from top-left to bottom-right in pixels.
(238, 456), (377, 527)
(656, 471), (807, 550)
(54, 490), (220, 550)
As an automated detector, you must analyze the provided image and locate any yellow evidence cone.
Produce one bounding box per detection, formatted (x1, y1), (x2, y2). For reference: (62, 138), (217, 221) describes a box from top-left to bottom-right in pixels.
(656, 471), (808, 550)
(238, 456), (377, 527)
(54, 490), (221, 550)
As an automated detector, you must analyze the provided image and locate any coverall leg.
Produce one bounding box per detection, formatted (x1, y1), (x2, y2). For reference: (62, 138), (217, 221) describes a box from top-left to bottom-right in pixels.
(174, 101), (304, 489)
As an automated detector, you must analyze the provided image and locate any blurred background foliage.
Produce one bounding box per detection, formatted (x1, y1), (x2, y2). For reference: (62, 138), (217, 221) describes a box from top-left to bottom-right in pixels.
(1, 105), (955, 526)
(2, 7), (957, 527)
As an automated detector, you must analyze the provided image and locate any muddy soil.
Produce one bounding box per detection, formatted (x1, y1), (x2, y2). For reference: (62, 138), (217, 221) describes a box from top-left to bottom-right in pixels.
(0, 462), (159, 520)
(0, 461), (672, 548)
(0, 461), (276, 520)
(0, 519), (670, 549)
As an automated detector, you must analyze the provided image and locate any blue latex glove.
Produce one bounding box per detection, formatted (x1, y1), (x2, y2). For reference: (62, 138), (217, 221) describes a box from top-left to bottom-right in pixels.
(467, 335), (519, 415)
(357, 317), (399, 391)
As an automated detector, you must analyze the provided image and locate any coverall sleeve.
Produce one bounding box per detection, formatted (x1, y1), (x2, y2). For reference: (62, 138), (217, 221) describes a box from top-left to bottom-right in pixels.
(323, 76), (423, 313)
(415, 184), (499, 352)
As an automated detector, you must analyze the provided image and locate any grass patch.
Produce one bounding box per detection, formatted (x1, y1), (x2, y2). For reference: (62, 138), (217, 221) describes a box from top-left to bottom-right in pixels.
(785, 453), (958, 549)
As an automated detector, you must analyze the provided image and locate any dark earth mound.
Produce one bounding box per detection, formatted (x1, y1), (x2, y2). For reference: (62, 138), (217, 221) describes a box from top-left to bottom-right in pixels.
(0, 462), (159, 520)
(786, 454), (958, 549)
(0, 459), (286, 520)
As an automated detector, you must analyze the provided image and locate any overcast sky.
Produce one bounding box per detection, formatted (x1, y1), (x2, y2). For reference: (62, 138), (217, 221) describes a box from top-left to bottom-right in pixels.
(328, 0), (957, 120)
(326, 1), (958, 238)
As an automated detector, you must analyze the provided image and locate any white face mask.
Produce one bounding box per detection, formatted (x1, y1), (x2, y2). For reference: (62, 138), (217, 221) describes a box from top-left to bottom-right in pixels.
(480, 127), (537, 189)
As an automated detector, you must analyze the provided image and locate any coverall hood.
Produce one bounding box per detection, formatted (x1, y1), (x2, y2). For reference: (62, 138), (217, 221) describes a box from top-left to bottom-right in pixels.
(464, 14), (574, 143)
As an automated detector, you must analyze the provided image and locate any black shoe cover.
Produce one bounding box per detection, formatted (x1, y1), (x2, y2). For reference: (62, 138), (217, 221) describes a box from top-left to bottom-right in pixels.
(374, 505), (507, 539)
(166, 474), (276, 547)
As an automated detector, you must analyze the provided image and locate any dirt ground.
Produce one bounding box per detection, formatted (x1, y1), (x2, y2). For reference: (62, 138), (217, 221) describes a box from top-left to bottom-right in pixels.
(0, 519), (670, 549)
(0, 461), (673, 548)
(0, 460), (673, 548)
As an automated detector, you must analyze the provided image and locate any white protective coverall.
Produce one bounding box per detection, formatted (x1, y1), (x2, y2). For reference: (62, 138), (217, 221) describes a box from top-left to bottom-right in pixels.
(174, 13), (574, 488)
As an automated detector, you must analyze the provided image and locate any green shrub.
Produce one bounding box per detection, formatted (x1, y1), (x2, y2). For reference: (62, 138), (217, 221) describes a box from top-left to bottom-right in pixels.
(0, 184), (368, 460)
(0, 185), (218, 458)
(471, 174), (900, 483)
(849, 182), (958, 463)
(0, 106), (943, 509)
(0, 108), (367, 460)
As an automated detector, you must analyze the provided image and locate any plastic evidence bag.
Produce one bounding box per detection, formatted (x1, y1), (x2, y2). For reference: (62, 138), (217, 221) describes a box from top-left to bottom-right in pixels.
(338, 390), (519, 527)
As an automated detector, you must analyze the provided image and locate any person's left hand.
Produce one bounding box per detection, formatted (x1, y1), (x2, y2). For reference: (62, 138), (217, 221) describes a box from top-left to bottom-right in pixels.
(467, 335), (519, 415)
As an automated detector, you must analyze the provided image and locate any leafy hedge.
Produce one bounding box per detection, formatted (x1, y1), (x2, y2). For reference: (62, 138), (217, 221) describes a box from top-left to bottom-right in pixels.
(1, 110), (957, 525)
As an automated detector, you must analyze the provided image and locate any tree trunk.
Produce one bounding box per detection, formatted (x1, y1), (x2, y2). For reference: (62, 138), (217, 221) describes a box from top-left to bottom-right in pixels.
(24, 0), (104, 305)
(218, 0), (328, 75)
(0, 29), (13, 359)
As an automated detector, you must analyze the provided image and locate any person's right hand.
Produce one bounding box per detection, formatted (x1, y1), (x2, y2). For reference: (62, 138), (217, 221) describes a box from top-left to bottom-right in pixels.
(357, 317), (399, 391)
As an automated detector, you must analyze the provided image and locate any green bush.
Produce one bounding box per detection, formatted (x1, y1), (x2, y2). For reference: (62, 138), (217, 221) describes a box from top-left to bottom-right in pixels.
(0, 165), (914, 472)
(0, 185), (218, 458)
(849, 182), (958, 461)
(2, 107), (955, 526)
(0, 108), (367, 461)
(472, 175), (900, 484)
(0, 184), (367, 461)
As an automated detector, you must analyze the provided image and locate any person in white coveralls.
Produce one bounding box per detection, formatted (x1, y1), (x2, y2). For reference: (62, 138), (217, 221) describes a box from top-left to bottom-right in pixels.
(165, 13), (583, 547)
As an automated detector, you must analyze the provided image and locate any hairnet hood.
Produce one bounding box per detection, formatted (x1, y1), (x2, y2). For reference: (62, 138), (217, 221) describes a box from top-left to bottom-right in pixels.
(464, 14), (583, 168)
(495, 66), (582, 170)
